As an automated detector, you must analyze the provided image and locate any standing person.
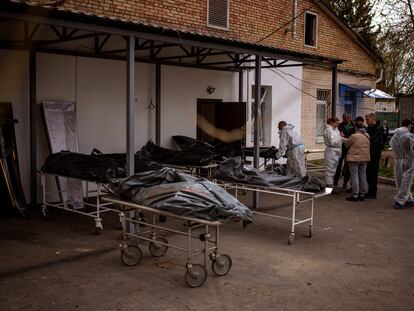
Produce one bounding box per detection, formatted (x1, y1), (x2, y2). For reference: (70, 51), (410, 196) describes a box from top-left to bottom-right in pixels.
(334, 113), (354, 189)
(365, 113), (383, 199)
(389, 119), (414, 209)
(345, 117), (370, 201)
(382, 120), (389, 149)
(276, 121), (306, 178)
(323, 117), (342, 189)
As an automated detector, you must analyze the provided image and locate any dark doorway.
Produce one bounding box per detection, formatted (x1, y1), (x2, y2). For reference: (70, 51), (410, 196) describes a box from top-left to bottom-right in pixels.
(197, 99), (246, 145)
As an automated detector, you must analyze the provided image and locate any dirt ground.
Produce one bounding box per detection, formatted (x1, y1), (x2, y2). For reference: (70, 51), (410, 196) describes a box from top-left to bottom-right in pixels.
(0, 182), (413, 311)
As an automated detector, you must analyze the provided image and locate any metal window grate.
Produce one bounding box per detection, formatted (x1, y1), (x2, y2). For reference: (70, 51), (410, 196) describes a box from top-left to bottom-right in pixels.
(316, 89), (331, 140)
(207, 0), (229, 30)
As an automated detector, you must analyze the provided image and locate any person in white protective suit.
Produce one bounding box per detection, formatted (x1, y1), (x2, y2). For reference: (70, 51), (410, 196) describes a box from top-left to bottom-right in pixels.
(389, 119), (414, 209)
(323, 117), (343, 188)
(276, 121), (306, 178)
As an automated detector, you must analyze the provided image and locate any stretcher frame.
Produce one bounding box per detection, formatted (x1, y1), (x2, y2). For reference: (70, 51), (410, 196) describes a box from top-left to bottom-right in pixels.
(102, 195), (232, 288)
(40, 171), (117, 233)
(215, 180), (332, 245)
(161, 163), (218, 179)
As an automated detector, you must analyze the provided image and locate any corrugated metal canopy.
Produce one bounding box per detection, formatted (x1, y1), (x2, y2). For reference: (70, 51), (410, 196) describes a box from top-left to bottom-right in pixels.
(341, 84), (395, 99)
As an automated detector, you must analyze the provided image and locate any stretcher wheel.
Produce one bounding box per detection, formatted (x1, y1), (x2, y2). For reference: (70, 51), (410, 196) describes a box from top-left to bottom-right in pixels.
(308, 226), (313, 238)
(148, 237), (168, 257)
(159, 215), (167, 223)
(185, 264), (207, 288)
(121, 245), (143, 266)
(288, 234), (295, 245)
(211, 254), (232, 276)
(41, 206), (50, 220)
(93, 226), (103, 235)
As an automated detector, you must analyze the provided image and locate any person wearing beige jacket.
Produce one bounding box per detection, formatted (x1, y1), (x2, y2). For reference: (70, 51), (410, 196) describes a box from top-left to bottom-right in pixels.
(344, 117), (371, 201)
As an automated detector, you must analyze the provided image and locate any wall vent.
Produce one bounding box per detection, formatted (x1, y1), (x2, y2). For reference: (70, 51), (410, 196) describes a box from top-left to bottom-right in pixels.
(207, 0), (229, 30)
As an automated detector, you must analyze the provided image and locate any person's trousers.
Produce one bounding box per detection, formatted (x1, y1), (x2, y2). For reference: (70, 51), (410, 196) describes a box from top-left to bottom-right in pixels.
(334, 146), (350, 185)
(366, 157), (380, 197)
(324, 147), (341, 186)
(394, 158), (414, 205)
(349, 162), (368, 197)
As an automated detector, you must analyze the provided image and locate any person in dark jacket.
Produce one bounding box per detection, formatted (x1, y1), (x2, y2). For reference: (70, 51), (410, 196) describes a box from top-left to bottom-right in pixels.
(365, 113), (383, 199)
(382, 120), (389, 150)
(334, 113), (354, 189)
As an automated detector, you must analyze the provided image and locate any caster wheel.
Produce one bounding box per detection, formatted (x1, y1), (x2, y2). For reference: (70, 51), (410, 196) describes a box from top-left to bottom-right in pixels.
(288, 234), (295, 245)
(148, 237), (169, 257)
(211, 254), (232, 276)
(308, 226), (313, 238)
(93, 226), (103, 235)
(159, 215), (167, 223)
(185, 264), (207, 288)
(121, 245), (143, 266)
(41, 207), (49, 220)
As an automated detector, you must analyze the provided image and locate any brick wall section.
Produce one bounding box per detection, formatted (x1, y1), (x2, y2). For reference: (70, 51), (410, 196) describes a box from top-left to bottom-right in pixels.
(301, 66), (375, 160)
(62, 0), (378, 75)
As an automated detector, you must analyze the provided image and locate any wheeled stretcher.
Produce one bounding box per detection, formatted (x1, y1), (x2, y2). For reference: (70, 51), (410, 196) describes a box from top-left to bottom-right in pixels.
(102, 195), (232, 288)
(40, 172), (117, 233)
(216, 180), (332, 245)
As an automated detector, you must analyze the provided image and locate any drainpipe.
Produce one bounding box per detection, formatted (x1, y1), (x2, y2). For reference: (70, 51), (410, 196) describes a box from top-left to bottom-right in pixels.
(291, 0), (298, 38)
(375, 68), (383, 87)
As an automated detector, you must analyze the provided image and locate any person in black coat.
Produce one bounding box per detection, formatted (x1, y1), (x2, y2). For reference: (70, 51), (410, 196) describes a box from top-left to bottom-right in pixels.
(365, 113), (383, 199)
(382, 120), (389, 149)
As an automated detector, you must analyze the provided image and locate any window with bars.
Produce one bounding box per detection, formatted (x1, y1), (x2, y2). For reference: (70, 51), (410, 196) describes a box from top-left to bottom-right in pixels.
(207, 0), (229, 30)
(316, 89), (331, 142)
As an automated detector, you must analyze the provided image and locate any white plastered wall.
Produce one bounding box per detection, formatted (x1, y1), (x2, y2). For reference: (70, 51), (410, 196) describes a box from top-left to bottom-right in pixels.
(0, 49), (239, 201)
(244, 63), (303, 148)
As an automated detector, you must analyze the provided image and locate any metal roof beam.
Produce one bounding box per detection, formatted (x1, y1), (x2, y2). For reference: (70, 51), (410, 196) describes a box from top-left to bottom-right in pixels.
(0, 10), (341, 66)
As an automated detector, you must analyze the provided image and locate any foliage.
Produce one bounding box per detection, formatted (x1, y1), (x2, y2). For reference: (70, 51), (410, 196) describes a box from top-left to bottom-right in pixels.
(325, 0), (381, 52)
(378, 166), (394, 179)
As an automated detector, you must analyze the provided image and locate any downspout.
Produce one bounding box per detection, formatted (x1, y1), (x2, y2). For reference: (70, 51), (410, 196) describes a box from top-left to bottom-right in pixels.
(375, 68), (383, 86)
(291, 0), (298, 38)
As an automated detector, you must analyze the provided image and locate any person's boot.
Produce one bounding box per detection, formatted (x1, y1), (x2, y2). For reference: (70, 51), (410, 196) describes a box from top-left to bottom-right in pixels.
(346, 195), (359, 202)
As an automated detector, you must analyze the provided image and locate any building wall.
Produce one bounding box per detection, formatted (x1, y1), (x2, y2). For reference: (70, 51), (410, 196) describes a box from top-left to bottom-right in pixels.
(0, 47), (304, 201)
(301, 66), (376, 160)
(62, 0), (378, 75)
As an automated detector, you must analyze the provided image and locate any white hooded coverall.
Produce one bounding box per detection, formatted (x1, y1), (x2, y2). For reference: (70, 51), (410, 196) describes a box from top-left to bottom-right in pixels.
(323, 124), (343, 187)
(276, 125), (306, 178)
(389, 127), (414, 205)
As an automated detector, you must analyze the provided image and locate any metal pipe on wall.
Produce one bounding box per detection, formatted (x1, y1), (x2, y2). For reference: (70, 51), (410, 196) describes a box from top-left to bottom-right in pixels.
(126, 36), (135, 176)
(253, 55), (262, 208)
(331, 64), (337, 117)
(155, 63), (161, 145)
(29, 49), (37, 207)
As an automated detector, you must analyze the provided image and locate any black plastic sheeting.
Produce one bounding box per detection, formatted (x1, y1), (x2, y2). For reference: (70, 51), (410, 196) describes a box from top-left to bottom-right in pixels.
(140, 141), (213, 166)
(112, 167), (253, 224)
(172, 135), (244, 161)
(212, 157), (323, 192)
(41, 150), (162, 183)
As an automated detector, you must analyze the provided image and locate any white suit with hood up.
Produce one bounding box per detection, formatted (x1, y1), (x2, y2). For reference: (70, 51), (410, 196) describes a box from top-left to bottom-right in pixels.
(323, 124), (343, 187)
(389, 126), (414, 205)
(276, 125), (306, 178)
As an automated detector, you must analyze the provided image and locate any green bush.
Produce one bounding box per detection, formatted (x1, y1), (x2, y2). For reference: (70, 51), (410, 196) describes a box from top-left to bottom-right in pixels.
(379, 166), (394, 179)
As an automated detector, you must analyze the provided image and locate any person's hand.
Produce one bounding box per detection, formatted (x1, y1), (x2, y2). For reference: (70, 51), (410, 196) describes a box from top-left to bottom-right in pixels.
(340, 132), (345, 137)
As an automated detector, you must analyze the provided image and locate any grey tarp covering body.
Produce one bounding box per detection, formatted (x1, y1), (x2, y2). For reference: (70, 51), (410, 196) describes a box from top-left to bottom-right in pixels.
(390, 127), (414, 205)
(41, 101), (83, 209)
(323, 124), (342, 187)
(113, 167), (253, 224)
(212, 157), (323, 192)
(275, 125), (306, 178)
